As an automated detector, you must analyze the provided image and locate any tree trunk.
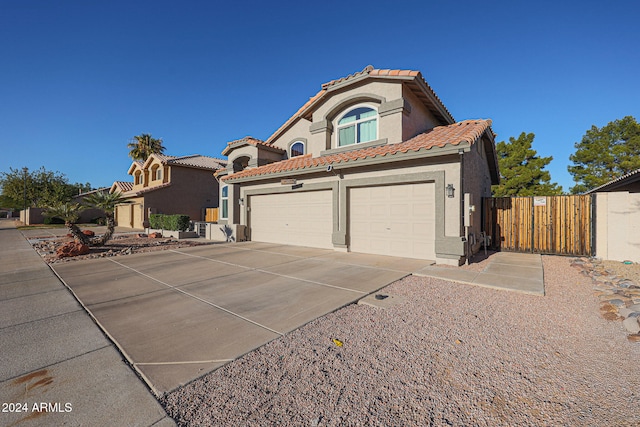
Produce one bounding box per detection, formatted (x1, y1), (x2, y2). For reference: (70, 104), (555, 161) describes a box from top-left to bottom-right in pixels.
(90, 215), (115, 247)
(67, 222), (90, 245)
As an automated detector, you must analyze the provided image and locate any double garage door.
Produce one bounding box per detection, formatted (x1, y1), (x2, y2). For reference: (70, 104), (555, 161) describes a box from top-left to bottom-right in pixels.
(249, 182), (435, 260)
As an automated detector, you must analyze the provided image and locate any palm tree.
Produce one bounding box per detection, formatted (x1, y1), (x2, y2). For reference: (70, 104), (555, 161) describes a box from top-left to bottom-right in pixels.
(43, 202), (90, 245)
(127, 133), (166, 161)
(83, 191), (128, 246)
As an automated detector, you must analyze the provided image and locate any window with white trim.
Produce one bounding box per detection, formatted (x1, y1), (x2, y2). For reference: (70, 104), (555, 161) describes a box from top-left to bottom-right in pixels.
(221, 185), (228, 219)
(290, 141), (305, 157)
(336, 105), (378, 147)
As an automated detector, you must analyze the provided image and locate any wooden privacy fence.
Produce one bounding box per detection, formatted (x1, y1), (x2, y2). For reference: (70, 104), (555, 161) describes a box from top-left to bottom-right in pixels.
(204, 208), (219, 222)
(483, 195), (594, 256)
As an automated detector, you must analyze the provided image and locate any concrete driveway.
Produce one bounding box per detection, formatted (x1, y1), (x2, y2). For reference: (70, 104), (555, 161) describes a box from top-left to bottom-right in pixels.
(52, 242), (432, 394)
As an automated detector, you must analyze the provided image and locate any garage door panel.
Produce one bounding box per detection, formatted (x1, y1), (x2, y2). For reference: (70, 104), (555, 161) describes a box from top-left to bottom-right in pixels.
(349, 183), (435, 260)
(250, 191), (332, 249)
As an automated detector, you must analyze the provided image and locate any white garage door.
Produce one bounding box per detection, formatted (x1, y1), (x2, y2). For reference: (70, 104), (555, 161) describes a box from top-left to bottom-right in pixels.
(249, 191), (333, 249)
(349, 183), (436, 260)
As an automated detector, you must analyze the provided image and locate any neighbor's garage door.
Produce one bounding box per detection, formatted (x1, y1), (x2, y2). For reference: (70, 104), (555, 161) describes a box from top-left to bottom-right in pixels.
(249, 191), (333, 248)
(349, 183), (436, 260)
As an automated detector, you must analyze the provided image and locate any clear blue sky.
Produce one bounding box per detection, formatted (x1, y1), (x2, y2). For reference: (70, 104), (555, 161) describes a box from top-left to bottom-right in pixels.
(1, 0), (638, 192)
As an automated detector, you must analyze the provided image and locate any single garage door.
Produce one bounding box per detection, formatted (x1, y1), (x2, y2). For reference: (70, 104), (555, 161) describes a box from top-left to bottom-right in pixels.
(249, 190), (333, 248)
(349, 183), (436, 260)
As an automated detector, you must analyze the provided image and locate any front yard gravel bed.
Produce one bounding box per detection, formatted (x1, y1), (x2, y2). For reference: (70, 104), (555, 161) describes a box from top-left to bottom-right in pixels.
(162, 255), (640, 426)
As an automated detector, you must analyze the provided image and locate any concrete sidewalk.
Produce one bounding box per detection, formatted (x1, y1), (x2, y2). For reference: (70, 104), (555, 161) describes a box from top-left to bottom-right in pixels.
(0, 219), (174, 427)
(414, 251), (545, 295)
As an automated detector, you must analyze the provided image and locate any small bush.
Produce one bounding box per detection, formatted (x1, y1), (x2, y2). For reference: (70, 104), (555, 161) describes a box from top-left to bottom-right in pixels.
(149, 214), (164, 229)
(149, 214), (190, 231)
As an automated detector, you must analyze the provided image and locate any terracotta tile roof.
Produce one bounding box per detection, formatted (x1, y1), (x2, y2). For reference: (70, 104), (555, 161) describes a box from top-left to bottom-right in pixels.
(134, 182), (172, 195)
(224, 119), (492, 182)
(143, 153), (226, 170)
(265, 65), (454, 145)
(167, 155), (227, 170)
(222, 136), (286, 156)
(112, 181), (133, 192)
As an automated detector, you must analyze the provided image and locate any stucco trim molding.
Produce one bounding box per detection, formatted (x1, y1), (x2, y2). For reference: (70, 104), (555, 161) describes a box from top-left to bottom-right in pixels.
(322, 93), (386, 121)
(378, 98), (411, 117)
(320, 138), (388, 157)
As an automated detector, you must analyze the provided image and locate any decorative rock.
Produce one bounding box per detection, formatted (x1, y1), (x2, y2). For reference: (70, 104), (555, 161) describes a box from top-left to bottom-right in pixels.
(149, 232), (162, 238)
(82, 229), (95, 236)
(618, 308), (634, 318)
(622, 317), (640, 334)
(629, 304), (640, 311)
(627, 312), (640, 319)
(56, 242), (90, 258)
(607, 299), (626, 308)
(136, 233), (148, 238)
(627, 334), (640, 342)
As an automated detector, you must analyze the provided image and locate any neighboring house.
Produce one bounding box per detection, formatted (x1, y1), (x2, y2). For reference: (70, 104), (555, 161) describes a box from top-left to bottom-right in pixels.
(218, 66), (499, 265)
(588, 169), (640, 262)
(72, 187), (111, 223)
(112, 154), (227, 229)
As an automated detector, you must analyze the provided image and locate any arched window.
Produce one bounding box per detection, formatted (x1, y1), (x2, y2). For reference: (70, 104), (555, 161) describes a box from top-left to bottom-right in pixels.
(336, 105), (378, 147)
(290, 141), (305, 158)
(134, 171), (142, 185)
(151, 165), (162, 181)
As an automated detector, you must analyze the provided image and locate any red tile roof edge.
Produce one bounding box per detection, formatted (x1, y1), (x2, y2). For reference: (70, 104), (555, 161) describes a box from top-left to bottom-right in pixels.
(223, 119), (492, 182)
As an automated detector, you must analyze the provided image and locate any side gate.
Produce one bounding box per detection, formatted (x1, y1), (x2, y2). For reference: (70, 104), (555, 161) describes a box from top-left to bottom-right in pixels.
(483, 195), (594, 256)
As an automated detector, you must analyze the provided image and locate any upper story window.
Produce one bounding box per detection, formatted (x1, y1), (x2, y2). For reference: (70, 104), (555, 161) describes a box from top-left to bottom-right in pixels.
(134, 171), (142, 185)
(290, 141), (305, 158)
(151, 165), (162, 181)
(336, 105), (378, 147)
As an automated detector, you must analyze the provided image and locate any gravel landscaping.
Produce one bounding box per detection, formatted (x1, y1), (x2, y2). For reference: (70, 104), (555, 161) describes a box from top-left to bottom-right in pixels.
(161, 255), (640, 426)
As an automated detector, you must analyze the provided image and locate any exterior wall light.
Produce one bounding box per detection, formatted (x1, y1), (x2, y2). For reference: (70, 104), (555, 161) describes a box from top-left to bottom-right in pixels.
(446, 184), (455, 198)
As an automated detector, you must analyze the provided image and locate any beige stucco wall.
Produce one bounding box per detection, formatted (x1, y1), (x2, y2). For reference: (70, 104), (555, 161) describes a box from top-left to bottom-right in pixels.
(231, 156), (464, 264)
(595, 192), (640, 262)
(401, 85), (440, 140)
(271, 80), (406, 157)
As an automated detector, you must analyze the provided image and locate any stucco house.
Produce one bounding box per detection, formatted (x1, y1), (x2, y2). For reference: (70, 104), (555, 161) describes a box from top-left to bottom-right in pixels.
(112, 154), (227, 229)
(218, 66), (499, 265)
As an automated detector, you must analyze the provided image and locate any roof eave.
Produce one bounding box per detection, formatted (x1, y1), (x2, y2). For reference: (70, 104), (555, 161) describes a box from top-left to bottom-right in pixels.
(224, 144), (468, 184)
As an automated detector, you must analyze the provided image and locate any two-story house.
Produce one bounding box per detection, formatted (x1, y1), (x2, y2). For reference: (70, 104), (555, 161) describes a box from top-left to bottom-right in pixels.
(218, 66), (499, 265)
(111, 154), (227, 229)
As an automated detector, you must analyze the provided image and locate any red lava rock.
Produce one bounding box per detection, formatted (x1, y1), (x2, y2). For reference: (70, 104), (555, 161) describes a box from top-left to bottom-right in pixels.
(148, 232), (162, 238)
(56, 242), (90, 258)
(82, 230), (95, 236)
(66, 233), (73, 238)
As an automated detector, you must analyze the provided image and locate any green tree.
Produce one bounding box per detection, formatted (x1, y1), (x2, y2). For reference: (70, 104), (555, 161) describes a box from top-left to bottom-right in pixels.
(83, 191), (128, 246)
(0, 167), (92, 208)
(43, 202), (90, 245)
(568, 116), (640, 194)
(492, 132), (563, 196)
(127, 133), (166, 161)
